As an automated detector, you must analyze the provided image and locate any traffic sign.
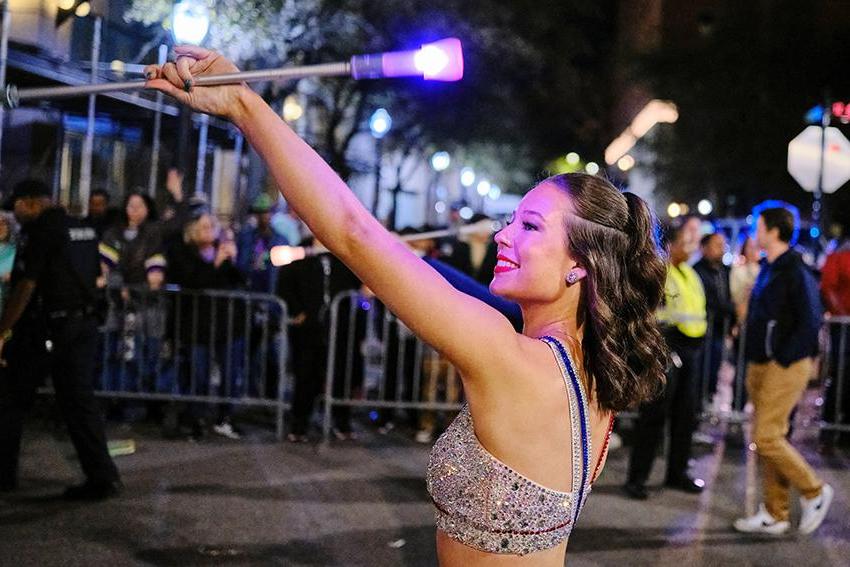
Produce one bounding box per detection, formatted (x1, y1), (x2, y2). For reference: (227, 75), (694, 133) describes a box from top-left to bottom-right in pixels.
(787, 126), (850, 194)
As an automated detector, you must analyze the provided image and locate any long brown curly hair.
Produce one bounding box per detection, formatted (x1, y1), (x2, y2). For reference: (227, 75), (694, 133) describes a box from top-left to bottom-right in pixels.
(546, 173), (667, 412)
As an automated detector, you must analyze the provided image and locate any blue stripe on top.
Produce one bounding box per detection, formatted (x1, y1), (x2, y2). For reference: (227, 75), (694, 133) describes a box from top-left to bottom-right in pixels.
(540, 335), (591, 525)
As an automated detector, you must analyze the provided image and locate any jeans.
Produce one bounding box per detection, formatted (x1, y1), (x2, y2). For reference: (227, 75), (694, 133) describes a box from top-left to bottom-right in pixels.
(100, 333), (165, 392)
(178, 339), (246, 422)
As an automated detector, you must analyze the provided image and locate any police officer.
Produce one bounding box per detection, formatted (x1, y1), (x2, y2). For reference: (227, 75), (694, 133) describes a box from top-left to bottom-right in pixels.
(0, 179), (121, 499)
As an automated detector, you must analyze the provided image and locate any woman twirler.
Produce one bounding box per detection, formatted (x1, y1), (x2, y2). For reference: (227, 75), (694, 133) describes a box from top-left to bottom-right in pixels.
(145, 46), (668, 566)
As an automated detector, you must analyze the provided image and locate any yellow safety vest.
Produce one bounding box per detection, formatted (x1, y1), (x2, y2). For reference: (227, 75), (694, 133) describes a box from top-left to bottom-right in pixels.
(657, 262), (707, 338)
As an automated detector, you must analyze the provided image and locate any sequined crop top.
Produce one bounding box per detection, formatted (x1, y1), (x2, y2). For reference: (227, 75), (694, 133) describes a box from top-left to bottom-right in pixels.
(426, 336), (594, 556)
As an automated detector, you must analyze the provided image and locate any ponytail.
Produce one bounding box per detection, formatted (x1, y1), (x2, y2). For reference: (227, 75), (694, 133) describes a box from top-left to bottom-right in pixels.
(547, 174), (668, 411)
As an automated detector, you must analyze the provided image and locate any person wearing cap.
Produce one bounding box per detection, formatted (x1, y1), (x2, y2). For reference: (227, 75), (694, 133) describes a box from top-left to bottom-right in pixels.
(237, 193), (289, 293)
(0, 179), (121, 500)
(236, 193), (289, 400)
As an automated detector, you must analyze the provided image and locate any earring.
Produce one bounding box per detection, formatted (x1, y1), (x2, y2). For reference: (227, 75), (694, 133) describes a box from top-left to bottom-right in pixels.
(566, 271), (578, 284)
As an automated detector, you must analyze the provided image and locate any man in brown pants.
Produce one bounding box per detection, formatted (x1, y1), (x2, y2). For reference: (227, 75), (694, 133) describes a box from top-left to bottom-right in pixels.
(734, 205), (832, 535)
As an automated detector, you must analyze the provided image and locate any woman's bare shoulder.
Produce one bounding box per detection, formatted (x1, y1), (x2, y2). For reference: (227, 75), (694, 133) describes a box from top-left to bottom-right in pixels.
(465, 336), (573, 430)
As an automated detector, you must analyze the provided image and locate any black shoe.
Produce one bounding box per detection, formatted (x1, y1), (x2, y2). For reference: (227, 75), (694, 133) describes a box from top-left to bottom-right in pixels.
(189, 419), (207, 441)
(623, 482), (649, 500)
(63, 479), (123, 501)
(0, 478), (17, 493)
(664, 476), (705, 494)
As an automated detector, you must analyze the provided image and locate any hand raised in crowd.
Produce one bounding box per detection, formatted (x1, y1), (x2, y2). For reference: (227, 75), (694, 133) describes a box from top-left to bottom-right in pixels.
(165, 167), (184, 203)
(144, 46), (252, 123)
(215, 240), (237, 268)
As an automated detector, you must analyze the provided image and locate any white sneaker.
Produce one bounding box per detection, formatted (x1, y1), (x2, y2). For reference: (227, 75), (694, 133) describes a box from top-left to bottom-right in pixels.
(733, 504), (790, 535)
(799, 484), (834, 535)
(213, 421), (241, 440)
(414, 430), (433, 444)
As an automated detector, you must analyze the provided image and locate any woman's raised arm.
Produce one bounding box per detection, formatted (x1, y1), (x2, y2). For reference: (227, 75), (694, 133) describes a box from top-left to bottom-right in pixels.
(145, 46), (524, 386)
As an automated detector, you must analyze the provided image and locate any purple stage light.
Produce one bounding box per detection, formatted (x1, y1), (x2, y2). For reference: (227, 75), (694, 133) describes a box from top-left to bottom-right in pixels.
(351, 37), (464, 82)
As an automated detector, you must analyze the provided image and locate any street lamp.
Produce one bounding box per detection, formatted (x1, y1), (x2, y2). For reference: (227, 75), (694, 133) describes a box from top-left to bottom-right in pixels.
(369, 108), (392, 139)
(429, 151), (451, 224)
(460, 167), (475, 187)
(476, 179), (491, 212)
(282, 94), (303, 122)
(74, 1), (91, 17)
(617, 155), (635, 172)
(171, 0), (210, 185)
(172, 0), (210, 45)
(430, 151), (451, 172)
(369, 108), (392, 216)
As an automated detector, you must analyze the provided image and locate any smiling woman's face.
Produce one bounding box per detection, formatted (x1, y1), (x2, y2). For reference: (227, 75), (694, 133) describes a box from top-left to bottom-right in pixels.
(126, 195), (149, 227)
(489, 182), (575, 304)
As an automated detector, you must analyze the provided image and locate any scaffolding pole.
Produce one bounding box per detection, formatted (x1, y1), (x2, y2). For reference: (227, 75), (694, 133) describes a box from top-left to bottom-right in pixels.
(78, 16), (102, 215)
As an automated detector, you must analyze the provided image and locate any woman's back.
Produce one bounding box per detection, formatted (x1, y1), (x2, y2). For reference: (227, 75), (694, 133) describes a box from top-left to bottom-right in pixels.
(430, 336), (613, 565)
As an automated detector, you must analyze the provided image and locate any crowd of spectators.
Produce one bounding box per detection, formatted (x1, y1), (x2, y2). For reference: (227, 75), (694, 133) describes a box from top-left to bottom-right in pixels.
(77, 168), (302, 439)
(5, 177), (848, 455)
(72, 172), (505, 443)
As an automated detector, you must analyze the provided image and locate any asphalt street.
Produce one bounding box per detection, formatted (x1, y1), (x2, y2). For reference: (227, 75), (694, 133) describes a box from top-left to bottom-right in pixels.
(1, 404), (848, 566)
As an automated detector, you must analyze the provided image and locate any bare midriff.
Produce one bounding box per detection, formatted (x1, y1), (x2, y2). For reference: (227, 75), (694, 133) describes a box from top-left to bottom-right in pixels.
(436, 529), (568, 566)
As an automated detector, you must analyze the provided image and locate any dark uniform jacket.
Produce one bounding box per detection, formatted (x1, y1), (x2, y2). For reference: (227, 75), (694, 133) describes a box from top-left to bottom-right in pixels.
(693, 257), (736, 336)
(745, 250), (823, 367)
(13, 207), (99, 316)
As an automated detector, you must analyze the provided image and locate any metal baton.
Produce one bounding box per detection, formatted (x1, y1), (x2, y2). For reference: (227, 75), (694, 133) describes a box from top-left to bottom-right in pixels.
(1, 37), (463, 109)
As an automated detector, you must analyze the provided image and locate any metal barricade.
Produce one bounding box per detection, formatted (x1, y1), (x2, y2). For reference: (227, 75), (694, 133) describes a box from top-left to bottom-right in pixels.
(320, 292), (847, 443)
(94, 285), (290, 440)
(696, 312), (750, 423)
(698, 313), (850, 436)
(322, 291), (464, 443)
(821, 315), (850, 434)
